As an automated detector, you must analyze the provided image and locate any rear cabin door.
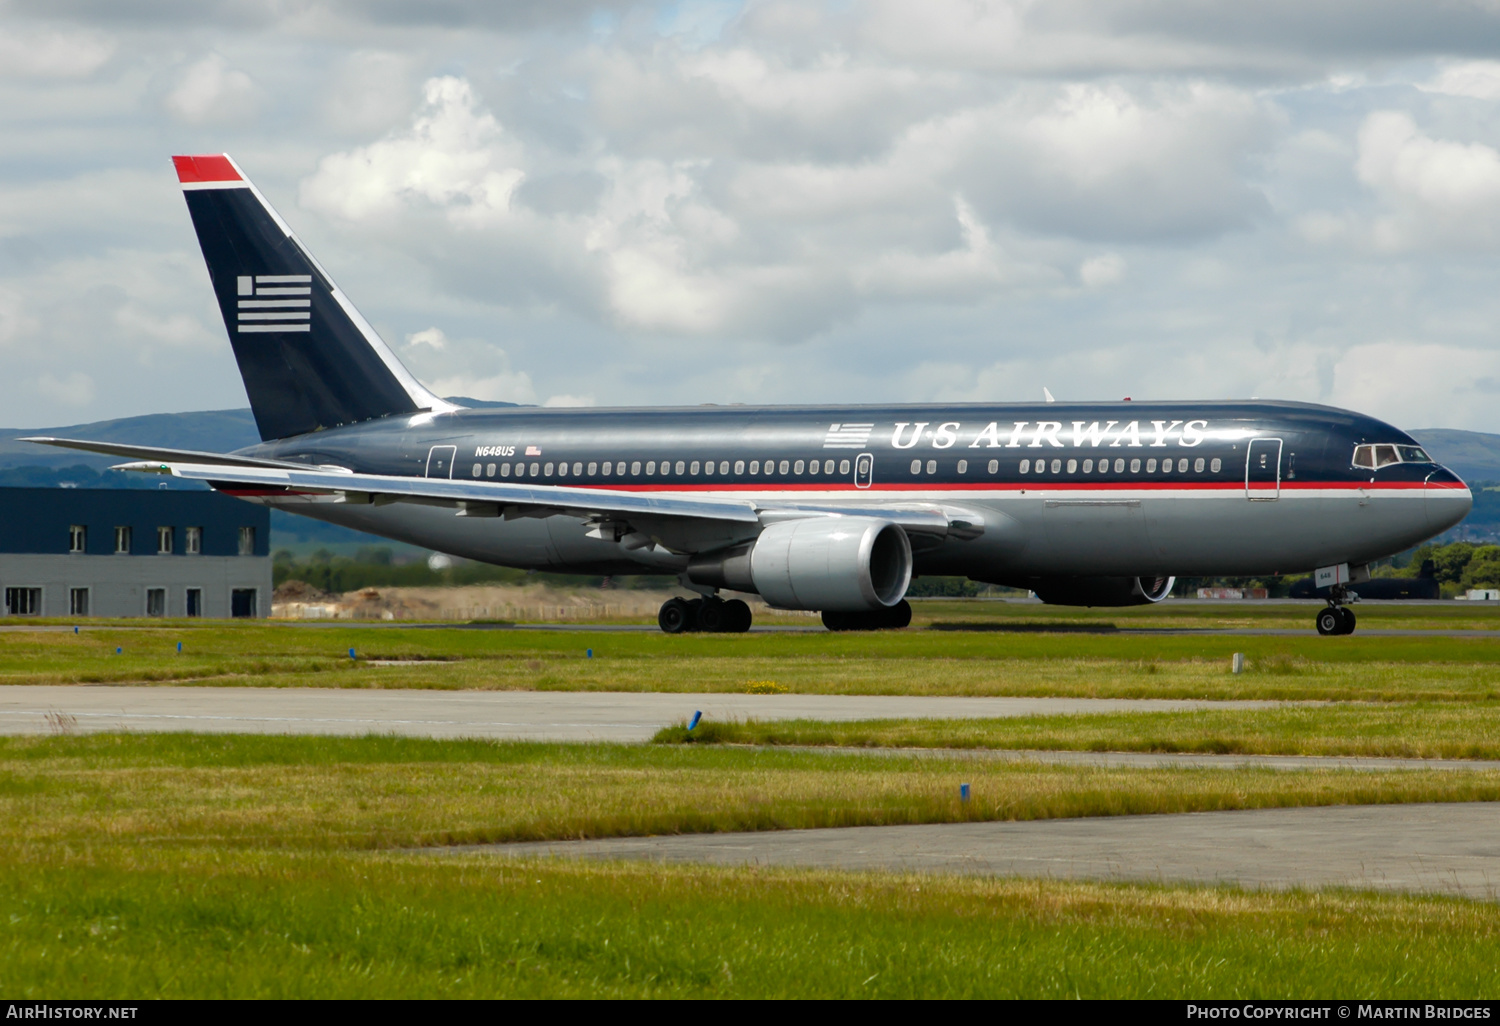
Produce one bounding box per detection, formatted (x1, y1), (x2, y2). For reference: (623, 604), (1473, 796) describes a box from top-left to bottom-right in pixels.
(854, 453), (874, 489)
(426, 445), (457, 479)
(1245, 438), (1283, 501)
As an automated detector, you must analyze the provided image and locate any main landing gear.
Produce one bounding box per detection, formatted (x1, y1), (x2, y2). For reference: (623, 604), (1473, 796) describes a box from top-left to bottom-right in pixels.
(821, 600), (913, 632)
(1316, 585), (1357, 636)
(658, 596), (753, 634)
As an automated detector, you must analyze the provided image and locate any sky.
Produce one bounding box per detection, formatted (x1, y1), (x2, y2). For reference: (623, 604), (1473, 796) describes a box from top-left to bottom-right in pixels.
(4, 2), (1500, 432)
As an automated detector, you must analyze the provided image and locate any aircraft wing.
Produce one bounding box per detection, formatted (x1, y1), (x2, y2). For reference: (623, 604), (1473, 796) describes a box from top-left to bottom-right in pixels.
(99, 457), (977, 539)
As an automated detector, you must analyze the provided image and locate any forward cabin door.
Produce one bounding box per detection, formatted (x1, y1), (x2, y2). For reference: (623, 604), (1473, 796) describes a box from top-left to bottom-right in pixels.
(1245, 438), (1283, 501)
(426, 445), (457, 479)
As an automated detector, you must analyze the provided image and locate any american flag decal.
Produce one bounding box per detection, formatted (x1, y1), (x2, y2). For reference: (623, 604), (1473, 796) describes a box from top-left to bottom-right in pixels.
(823, 423), (873, 449)
(236, 275), (311, 333)
(525, 445), (542, 456)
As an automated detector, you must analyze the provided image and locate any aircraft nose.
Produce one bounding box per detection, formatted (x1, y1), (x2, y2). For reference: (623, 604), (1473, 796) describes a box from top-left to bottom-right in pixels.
(1425, 466), (1472, 533)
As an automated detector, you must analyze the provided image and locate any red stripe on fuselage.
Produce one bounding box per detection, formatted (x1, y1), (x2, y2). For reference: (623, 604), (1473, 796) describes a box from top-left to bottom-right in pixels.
(547, 479), (1439, 494)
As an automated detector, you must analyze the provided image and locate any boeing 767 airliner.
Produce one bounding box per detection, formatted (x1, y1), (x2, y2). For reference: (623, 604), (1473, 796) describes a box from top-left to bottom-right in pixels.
(25, 155), (1473, 634)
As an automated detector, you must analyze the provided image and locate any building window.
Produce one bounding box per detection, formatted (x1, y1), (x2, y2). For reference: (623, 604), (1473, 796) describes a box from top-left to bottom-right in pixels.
(185, 527), (202, 555)
(69, 525), (86, 553)
(238, 526), (256, 556)
(146, 588), (166, 617)
(186, 588), (202, 618)
(5, 587), (40, 616)
(231, 589), (257, 618)
(70, 588), (88, 617)
(157, 526), (173, 554)
(114, 526), (132, 554)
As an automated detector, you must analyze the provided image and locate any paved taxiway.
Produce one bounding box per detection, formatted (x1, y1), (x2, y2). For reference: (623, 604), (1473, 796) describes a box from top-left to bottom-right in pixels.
(474, 803), (1500, 900)
(0, 685), (1289, 742)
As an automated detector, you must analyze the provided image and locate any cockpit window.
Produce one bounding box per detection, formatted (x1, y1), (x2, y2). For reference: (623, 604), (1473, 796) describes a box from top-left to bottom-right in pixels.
(1353, 443), (1433, 469)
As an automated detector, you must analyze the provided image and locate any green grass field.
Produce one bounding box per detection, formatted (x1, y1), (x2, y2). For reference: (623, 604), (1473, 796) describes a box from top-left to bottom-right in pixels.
(7, 603), (1500, 996)
(5, 612), (1500, 700)
(8, 854), (1500, 998)
(14, 734), (1500, 850)
(655, 704), (1500, 760)
(4, 733), (1500, 998)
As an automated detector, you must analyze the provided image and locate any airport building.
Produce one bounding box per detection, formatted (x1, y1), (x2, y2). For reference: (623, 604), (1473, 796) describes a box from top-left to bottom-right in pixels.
(0, 488), (270, 618)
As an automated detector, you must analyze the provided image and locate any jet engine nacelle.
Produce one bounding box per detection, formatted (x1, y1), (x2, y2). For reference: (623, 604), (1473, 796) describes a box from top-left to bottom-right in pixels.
(1030, 575), (1176, 607)
(687, 516), (912, 611)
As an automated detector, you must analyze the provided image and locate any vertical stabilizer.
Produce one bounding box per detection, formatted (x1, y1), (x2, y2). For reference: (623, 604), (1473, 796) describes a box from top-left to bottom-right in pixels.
(173, 154), (456, 441)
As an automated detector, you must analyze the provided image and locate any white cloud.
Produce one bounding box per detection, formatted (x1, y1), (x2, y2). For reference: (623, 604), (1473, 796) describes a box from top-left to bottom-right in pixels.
(430, 370), (536, 405)
(1332, 341), (1500, 431)
(1080, 253), (1125, 287)
(300, 76), (525, 223)
(1356, 110), (1500, 248)
(35, 371), (95, 408)
(404, 327), (448, 350)
(541, 393), (595, 407)
(1418, 61), (1500, 101)
(164, 54), (259, 124)
(0, 25), (113, 79)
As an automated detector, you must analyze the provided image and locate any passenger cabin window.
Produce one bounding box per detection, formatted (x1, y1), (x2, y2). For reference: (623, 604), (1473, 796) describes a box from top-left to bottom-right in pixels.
(69, 525), (85, 553)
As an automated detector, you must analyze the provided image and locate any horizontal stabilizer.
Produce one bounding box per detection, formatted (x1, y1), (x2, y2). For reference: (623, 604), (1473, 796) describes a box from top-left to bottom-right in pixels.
(22, 436), (317, 471)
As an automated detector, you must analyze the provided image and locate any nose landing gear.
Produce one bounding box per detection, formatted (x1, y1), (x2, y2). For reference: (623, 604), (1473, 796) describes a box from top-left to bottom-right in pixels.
(1315, 586), (1357, 636)
(658, 596), (753, 634)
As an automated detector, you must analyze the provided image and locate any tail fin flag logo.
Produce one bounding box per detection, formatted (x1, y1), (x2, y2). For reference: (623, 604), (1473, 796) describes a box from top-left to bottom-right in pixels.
(236, 275), (311, 333)
(823, 423), (874, 449)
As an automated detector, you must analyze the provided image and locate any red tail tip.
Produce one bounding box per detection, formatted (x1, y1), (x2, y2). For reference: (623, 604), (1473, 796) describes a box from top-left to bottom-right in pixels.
(172, 154), (241, 184)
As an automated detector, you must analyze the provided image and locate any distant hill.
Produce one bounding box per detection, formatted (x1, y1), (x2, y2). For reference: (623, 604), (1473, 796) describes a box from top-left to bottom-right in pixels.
(1409, 430), (1500, 485)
